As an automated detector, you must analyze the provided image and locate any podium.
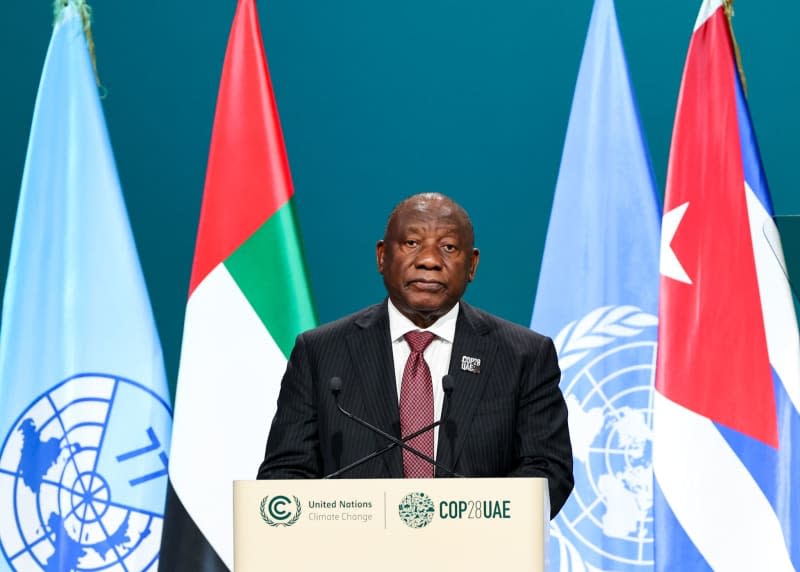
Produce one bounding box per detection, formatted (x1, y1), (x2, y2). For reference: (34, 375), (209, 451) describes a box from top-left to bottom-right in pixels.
(233, 477), (549, 571)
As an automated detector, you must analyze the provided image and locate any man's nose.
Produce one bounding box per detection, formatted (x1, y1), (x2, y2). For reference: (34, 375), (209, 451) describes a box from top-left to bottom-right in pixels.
(414, 243), (442, 269)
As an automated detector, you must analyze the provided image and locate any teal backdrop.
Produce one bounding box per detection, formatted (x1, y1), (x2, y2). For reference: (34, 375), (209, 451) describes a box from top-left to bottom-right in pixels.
(2, 1), (799, 397)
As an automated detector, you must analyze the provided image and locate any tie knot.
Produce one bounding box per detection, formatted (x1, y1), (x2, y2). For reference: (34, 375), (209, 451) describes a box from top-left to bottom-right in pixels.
(404, 331), (436, 353)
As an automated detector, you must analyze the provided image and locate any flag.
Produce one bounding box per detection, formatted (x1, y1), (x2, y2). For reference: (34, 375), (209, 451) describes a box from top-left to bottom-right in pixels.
(0, 3), (172, 571)
(531, 0), (660, 570)
(159, 0), (317, 568)
(653, 0), (800, 570)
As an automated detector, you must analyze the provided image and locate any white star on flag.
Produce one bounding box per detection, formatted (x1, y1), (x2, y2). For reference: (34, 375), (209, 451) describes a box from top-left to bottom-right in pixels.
(660, 201), (692, 284)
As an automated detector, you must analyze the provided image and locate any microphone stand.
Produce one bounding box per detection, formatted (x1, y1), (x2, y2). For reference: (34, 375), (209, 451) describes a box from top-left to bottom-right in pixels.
(325, 375), (462, 478)
(324, 419), (443, 479)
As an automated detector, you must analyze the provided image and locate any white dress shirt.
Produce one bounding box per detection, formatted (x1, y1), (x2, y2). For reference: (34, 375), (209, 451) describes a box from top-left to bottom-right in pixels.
(387, 299), (459, 456)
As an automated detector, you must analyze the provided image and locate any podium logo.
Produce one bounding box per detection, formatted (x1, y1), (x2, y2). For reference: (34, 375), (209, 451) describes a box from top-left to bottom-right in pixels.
(398, 492), (435, 529)
(260, 495), (302, 527)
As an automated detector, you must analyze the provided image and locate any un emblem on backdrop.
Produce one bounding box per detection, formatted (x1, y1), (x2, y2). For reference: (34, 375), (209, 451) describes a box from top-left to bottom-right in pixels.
(0, 374), (172, 571)
(398, 492), (435, 529)
(551, 306), (657, 572)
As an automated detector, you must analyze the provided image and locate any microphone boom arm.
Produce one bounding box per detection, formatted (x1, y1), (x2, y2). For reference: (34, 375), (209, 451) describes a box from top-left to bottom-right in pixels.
(330, 400), (460, 477)
(325, 375), (462, 478)
(324, 418), (443, 479)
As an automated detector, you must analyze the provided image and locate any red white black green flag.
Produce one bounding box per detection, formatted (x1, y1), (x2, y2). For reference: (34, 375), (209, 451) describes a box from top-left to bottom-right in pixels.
(160, 0), (316, 568)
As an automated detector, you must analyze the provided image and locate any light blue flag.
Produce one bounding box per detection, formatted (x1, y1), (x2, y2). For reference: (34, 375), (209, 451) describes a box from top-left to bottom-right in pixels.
(530, 0), (660, 570)
(0, 3), (172, 571)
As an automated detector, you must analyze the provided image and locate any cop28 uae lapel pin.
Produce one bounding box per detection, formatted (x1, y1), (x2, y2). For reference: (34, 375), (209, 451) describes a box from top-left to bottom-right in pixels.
(460, 355), (481, 374)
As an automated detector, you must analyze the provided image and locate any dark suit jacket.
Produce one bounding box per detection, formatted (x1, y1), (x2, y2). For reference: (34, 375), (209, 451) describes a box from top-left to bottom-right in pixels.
(257, 300), (573, 517)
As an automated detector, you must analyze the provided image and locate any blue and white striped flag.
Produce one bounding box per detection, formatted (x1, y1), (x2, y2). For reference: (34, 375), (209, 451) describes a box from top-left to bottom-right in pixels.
(531, 0), (660, 570)
(0, 3), (171, 570)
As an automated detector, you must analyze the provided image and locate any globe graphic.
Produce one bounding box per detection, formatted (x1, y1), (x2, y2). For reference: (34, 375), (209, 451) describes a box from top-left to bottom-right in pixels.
(0, 374), (171, 571)
(555, 340), (656, 570)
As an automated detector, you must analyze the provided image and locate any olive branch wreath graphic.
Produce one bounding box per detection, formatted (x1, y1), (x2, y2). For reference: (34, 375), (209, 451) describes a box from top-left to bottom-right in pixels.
(553, 305), (657, 371)
(260, 495), (302, 527)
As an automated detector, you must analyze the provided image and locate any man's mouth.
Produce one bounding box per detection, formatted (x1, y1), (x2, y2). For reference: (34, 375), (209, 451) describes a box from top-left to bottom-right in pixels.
(407, 280), (445, 292)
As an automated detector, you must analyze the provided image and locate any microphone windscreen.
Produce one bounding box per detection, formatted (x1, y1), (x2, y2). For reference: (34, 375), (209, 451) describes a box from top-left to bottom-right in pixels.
(442, 374), (454, 393)
(329, 376), (343, 393)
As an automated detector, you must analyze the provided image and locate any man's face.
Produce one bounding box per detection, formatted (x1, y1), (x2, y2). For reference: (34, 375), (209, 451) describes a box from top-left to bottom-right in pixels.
(376, 198), (479, 328)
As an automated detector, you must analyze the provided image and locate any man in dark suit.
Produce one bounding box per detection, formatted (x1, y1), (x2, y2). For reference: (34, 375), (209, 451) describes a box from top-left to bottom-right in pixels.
(257, 193), (573, 517)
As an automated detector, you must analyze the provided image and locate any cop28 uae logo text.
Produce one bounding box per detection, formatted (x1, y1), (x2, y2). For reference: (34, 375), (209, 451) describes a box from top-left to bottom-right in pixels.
(260, 495), (302, 527)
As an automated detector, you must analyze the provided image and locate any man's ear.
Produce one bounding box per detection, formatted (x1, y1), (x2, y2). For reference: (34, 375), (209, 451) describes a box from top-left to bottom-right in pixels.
(468, 248), (480, 282)
(376, 240), (385, 274)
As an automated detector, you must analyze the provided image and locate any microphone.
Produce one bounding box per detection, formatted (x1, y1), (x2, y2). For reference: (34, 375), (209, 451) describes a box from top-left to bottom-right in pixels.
(440, 374), (458, 476)
(324, 376), (462, 478)
(436, 374), (456, 477)
(441, 374), (454, 418)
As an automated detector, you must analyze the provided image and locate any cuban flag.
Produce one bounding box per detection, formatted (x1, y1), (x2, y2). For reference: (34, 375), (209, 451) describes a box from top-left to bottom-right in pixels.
(532, 0), (660, 570)
(654, 1), (800, 570)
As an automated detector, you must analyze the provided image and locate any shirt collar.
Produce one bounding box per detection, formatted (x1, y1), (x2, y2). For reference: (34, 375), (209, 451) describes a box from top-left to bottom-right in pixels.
(387, 299), (459, 344)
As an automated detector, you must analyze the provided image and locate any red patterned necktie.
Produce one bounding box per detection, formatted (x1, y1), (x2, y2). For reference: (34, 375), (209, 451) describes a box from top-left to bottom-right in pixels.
(400, 331), (436, 478)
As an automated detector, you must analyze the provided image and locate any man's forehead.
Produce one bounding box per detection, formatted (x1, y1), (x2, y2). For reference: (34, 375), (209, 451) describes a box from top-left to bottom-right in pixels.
(402, 220), (462, 233)
(393, 199), (461, 225)
(391, 209), (465, 233)
(383, 194), (474, 244)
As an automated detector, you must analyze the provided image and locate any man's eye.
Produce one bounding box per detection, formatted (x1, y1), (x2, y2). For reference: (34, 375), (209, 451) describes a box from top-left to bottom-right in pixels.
(405, 240), (418, 247)
(443, 244), (456, 253)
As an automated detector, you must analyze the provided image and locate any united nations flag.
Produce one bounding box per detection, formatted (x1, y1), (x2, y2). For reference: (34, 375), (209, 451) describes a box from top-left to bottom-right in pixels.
(530, 0), (660, 570)
(0, 2), (172, 570)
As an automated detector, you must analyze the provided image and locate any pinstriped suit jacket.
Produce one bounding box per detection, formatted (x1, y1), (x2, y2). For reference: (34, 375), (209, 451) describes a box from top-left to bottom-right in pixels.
(257, 300), (573, 517)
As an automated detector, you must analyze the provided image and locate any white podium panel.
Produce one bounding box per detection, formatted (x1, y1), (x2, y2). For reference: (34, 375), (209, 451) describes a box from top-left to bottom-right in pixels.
(233, 477), (548, 571)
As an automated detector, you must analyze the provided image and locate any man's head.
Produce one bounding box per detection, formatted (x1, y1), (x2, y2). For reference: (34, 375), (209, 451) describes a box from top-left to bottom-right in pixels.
(377, 193), (480, 328)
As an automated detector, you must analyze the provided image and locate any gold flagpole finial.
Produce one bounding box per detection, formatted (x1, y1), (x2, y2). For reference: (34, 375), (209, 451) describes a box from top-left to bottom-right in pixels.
(53, 0), (103, 90)
(723, 0), (748, 96)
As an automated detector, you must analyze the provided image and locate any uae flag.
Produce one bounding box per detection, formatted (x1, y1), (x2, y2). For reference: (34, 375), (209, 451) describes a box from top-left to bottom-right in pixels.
(159, 0), (317, 569)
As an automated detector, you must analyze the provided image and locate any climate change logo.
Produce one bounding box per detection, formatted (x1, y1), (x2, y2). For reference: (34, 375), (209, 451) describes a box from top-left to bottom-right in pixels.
(398, 492), (435, 529)
(260, 495), (302, 527)
(0, 374), (172, 571)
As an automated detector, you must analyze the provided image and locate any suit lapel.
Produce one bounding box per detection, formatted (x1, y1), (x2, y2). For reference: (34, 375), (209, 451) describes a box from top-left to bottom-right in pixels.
(436, 302), (496, 475)
(346, 301), (403, 477)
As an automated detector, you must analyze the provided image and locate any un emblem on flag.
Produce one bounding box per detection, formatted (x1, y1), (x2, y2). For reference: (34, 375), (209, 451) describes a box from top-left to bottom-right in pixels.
(0, 374), (172, 571)
(551, 306), (657, 571)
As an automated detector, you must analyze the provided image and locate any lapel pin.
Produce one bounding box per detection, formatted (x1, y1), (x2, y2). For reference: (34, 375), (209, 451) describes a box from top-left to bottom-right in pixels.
(460, 355), (481, 374)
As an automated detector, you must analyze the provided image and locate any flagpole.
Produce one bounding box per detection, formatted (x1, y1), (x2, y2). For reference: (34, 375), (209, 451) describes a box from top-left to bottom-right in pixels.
(54, 0), (102, 87)
(723, 0), (748, 95)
